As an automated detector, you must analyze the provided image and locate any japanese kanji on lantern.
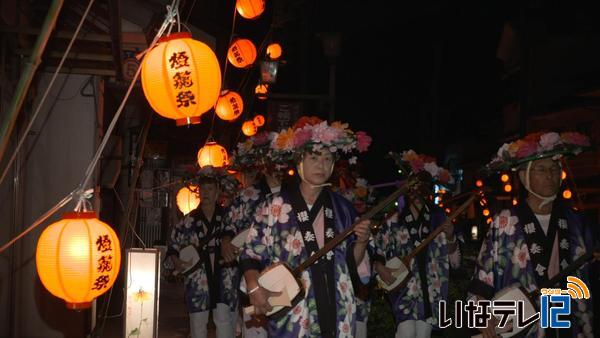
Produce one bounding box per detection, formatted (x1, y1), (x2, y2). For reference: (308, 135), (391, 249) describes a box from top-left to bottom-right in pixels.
(197, 141), (229, 168)
(36, 212), (121, 310)
(253, 114), (265, 127)
(141, 32), (221, 126)
(215, 90), (244, 121)
(227, 38), (257, 68)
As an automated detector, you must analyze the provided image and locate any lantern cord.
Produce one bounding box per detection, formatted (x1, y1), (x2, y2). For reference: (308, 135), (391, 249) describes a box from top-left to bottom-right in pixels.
(183, 0), (198, 24)
(165, 0), (181, 36)
(208, 1), (239, 138)
(0, 1), (178, 254)
(111, 187), (147, 248)
(74, 188), (95, 213)
(0, 0), (96, 189)
(77, 0), (178, 194)
(0, 191), (75, 254)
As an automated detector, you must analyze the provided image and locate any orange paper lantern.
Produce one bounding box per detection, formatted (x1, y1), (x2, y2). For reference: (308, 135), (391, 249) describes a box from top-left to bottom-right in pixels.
(563, 189), (572, 199)
(242, 120), (258, 136)
(266, 43), (282, 60)
(255, 83), (269, 100)
(253, 114), (265, 127)
(500, 174), (509, 182)
(235, 0), (265, 19)
(36, 212), (121, 310)
(198, 141), (229, 168)
(215, 90), (244, 121)
(227, 39), (257, 68)
(141, 32), (221, 126)
(176, 185), (201, 215)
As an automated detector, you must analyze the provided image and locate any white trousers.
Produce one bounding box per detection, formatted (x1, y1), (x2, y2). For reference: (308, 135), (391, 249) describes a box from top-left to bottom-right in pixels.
(189, 303), (237, 338)
(356, 320), (367, 338)
(241, 312), (268, 338)
(395, 320), (432, 338)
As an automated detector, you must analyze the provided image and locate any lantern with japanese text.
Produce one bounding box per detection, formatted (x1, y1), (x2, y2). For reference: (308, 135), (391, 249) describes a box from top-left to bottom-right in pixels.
(141, 32), (221, 126)
(36, 212), (121, 310)
(255, 83), (268, 100)
(176, 185), (201, 215)
(266, 43), (282, 60)
(215, 90), (244, 121)
(235, 0), (265, 20)
(227, 39), (257, 68)
(242, 120), (258, 136)
(253, 114), (265, 127)
(197, 141), (229, 168)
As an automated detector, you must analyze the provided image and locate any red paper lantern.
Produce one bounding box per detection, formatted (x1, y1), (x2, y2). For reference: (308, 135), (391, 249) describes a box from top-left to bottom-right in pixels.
(141, 32), (221, 126)
(197, 141), (229, 168)
(242, 120), (258, 136)
(235, 0), (265, 19)
(36, 212), (121, 310)
(215, 90), (244, 121)
(253, 114), (265, 127)
(227, 39), (257, 68)
(266, 43), (282, 60)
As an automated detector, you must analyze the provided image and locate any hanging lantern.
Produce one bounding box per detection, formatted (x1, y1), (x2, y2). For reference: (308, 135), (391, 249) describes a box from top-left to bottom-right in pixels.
(176, 185), (201, 215)
(235, 0), (265, 19)
(215, 90), (244, 121)
(504, 184), (512, 192)
(36, 212), (121, 310)
(255, 83), (269, 100)
(197, 141), (229, 168)
(563, 189), (572, 199)
(253, 114), (265, 127)
(561, 170), (567, 180)
(141, 32), (221, 126)
(471, 224), (479, 241)
(227, 39), (257, 68)
(242, 120), (258, 136)
(475, 180), (483, 188)
(500, 174), (509, 182)
(266, 43), (282, 60)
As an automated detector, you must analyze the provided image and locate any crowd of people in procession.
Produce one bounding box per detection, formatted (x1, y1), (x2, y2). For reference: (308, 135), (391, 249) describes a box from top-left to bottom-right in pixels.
(164, 115), (596, 338)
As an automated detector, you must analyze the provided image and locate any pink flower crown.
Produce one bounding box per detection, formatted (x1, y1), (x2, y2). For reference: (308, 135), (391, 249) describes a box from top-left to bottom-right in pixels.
(486, 131), (591, 172)
(229, 131), (290, 172)
(388, 150), (454, 186)
(270, 116), (372, 160)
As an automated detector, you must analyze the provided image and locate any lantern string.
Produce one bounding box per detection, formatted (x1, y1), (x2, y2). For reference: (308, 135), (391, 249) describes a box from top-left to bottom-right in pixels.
(111, 187), (147, 248)
(0, 0), (97, 189)
(0, 0), (179, 253)
(183, 0), (198, 24)
(0, 191), (75, 254)
(208, 1), (239, 139)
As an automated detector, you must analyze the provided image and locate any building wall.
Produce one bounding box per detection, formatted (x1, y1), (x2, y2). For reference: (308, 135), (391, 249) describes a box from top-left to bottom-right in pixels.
(0, 73), (97, 337)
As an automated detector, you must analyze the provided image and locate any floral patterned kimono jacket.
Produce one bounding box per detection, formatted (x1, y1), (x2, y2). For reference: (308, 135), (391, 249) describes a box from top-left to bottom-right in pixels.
(221, 179), (275, 311)
(167, 206), (233, 313)
(373, 202), (461, 328)
(239, 186), (367, 338)
(469, 201), (594, 338)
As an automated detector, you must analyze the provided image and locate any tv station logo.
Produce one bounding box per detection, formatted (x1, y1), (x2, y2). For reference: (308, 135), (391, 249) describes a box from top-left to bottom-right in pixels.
(438, 276), (590, 330)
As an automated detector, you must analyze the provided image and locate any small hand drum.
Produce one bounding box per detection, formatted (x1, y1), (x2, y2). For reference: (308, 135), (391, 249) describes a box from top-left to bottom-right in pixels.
(376, 257), (411, 292)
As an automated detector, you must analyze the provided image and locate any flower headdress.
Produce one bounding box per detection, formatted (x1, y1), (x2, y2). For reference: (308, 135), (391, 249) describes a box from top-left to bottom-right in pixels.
(270, 116), (372, 161)
(388, 150), (454, 188)
(229, 131), (290, 172)
(486, 131), (591, 172)
(191, 165), (240, 196)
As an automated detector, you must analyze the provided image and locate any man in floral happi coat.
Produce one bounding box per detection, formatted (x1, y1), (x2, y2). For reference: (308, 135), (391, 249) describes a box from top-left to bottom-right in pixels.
(166, 166), (240, 338)
(239, 116), (373, 337)
(373, 150), (461, 338)
(221, 131), (289, 338)
(470, 131), (594, 338)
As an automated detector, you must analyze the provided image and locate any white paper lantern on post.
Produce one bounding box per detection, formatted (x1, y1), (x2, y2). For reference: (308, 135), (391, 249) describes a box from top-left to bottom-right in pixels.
(124, 248), (160, 338)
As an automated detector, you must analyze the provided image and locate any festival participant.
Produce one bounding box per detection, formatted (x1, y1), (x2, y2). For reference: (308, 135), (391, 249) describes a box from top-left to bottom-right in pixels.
(373, 150), (461, 338)
(240, 116), (373, 337)
(222, 131), (290, 338)
(470, 131), (594, 338)
(166, 166), (239, 338)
